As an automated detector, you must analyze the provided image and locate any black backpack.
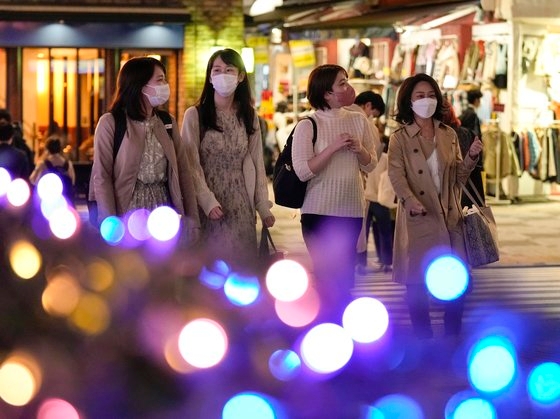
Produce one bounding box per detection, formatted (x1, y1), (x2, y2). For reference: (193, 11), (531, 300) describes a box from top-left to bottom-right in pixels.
(87, 109), (173, 226)
(272, 117), (317, 209)
(44, 159), (74, 203)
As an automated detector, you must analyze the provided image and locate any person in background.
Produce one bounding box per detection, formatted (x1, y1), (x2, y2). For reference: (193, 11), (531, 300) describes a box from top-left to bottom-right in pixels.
(347, 91), (391, 274)
(181, 48), (274, 271)
(0, 109), (34, 175)
(90, 56), (200, 245)
(292, 64), (377, 320)
(442, 100), (485, 208)
(388, 73), (482, 339)
(0, 122), (30, 181)
(459, 89), (483, 139)
(30, 136), (76, 203)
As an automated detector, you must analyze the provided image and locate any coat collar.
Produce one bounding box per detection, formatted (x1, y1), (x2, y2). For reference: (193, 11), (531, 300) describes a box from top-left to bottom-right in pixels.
(402, 119), (445, 138)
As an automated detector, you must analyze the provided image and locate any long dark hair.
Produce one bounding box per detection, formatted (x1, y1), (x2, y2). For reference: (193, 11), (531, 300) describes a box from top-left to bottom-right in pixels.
(196, 48), (256, 136)
(394, 73), (444, 125)
(110, 57), (166, 121)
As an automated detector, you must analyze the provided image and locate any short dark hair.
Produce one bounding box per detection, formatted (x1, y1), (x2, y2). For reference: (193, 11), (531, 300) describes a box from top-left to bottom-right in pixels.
(45, 137), (63, 154)
(307, 64), (347, 111)
(394, 73), (444, 124)
(355, 91), (386, 115)
(0, 108), (12, 124)
(0, 123), (14, 142)
(467, 89), (483, 104)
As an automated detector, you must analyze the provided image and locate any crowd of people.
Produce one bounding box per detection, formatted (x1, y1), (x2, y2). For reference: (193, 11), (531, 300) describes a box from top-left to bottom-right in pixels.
(1, 51), (486, 339)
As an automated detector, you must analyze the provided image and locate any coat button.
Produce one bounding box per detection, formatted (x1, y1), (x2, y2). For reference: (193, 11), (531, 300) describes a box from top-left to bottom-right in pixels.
(413, 148), (419, 153)
(419, 191), (425, 195)
(418, 169), (423, 174)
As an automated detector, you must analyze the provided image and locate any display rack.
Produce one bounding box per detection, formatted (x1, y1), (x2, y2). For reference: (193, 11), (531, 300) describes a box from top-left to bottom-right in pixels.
(485, 118), (511, 204)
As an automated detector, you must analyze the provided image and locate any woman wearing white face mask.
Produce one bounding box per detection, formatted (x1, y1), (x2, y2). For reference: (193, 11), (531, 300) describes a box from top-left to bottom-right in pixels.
(181, 48), (275, 271)
(90, 57), (200, 246)
(387, 73), (482, 340)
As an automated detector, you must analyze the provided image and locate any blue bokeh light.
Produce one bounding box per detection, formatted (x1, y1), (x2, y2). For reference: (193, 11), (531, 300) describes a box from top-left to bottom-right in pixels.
(223, 272), (260, 306)
(100, 216), (126, 246)
(222, 392), (277, 419)
(468, 335), (517, 394)
(528, 362), (560, 407)
(269, 349), (301, 381)
(366, 393), (424, 419)
(451, 397), (496, 419)
(425, 255), (469, 301)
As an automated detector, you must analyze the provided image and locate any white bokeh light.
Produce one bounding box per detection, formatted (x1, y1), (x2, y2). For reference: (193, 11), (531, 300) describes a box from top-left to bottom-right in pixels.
(49, 206), (79, 239)
(0, 167), (11, 197)
(36, 173), (64, 201)
(300, 323), (353, 374)
(266, 259), (309, 302)
(342, 297), (389, 343)
(6, 178), (31, 207)
(178, 318), (228, 369)
(147, 206), (180, 241)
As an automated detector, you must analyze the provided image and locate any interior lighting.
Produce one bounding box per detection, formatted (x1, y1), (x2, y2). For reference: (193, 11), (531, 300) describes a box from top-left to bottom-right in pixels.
(241, 47), (255, 73)
(249, 0), (283, 17)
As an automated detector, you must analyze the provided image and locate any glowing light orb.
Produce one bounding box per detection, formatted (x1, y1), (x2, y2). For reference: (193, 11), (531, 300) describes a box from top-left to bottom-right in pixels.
(40, 194), (69, 220)
(275, 286), (320, 328)
(6, 178), (31, 207)
(425, 255), (469, 301)
(100, 216), (126, 245)
(300, 323), (353, 374)
(37, 398), (80, 419)
(0, 167), (11, 196)
(127, 208), (151, 241)
(42, 273), (82, 317)
(266, 259), (309, 302)
(147, 206), (180, 241)
(367, 394), (424, 419)
(9, 240), (42, 280)
(36, 173), (63, 200)
(528, 362), (560, 406)
(224, 272), (260, 306)
(70, 293), (111, 335)
(269, 349), (301, 381)
(178, 318), (228, 369)
(342, 297), (389, 343)
(468, 335), (517, 394)
(222, 392), (276, 419)
(451, 397), (496, 419)
(49, 206), (79, 239)
(0, 353), (42, 407)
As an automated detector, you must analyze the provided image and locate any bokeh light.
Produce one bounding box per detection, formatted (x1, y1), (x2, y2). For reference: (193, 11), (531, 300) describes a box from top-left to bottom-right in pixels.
(100, 216), (126, 246)
(0, 167), (11, 196)
(222, 392), (276, 419)
(265, 259), (309, 302)
(0, 352), (42, 407)
(178, 318), (228, 369)
(6, 178), (31, 207)
(528, 362), (560, 407)
(366, 394), (424, 419)
(300, 323), (353, 374)
(85, 258), (115, 292)
(342, 297), (389, 343)
(147, 206), (180, 241)
(37, 398), (81, 419)
(127, 208), (151, 241)
(468, 335), (517, 394)
(449, 397), (496, 419)
(269, 349), (301, 381)
(36, 172), (63, 200)
(9, 240), (42, 280)
(274, 286), (320, 328)
(42, 272), (82, 317)
(224, 272), (260, 306)
(40, 194), (69, 220)
(70, 293), (111, 335)
(49, 205), (80, 239)
(425, 255), (469, 301)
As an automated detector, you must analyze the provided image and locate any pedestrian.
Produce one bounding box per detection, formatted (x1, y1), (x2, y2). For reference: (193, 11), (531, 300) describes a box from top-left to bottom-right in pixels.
(30, 136), (76, 204)
(181, 48), (275, 270)
(89, 56), (200, 245)
(292, 64), (377, 319)
(387, 73), (482, 339)
(459, 89), (483, 139)
(441, 100), (485, 208)
(0, 122), (30, 180)
(0, 108), (34, 175)
(347, 91), (392, 274)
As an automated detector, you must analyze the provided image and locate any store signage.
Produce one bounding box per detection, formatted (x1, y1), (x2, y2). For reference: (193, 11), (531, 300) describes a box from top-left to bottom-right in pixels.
(288, 40), (316, 68)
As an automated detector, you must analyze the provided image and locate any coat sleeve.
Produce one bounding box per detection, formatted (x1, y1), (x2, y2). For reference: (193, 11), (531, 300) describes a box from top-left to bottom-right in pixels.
(387, 130), (422, 212)
(247, 113), (273, 221)
(180, 106), (220, 216)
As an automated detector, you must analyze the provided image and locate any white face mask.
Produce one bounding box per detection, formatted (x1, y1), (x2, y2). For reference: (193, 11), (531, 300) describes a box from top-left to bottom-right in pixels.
(212, 73), (239, 97)
(142, 84), (170, 107)
(412, 97), (437, 119)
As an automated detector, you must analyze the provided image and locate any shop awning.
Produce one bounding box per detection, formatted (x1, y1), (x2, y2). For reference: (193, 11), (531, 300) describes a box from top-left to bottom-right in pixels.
(248, 0), (480, 31)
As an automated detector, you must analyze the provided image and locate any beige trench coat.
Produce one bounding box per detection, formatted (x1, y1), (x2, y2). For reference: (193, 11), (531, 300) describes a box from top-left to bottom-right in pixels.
(387, 121), (477, 285)
(90, 112), (200, 232)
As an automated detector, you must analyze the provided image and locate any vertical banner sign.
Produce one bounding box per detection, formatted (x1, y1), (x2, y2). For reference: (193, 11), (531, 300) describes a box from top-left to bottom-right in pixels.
(288, 40), (316, 69)
(246, 36), (270, 65)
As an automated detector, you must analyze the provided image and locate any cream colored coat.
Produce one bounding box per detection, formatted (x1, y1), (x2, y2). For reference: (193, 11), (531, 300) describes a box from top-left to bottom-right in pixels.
(388, 121), (477, 285)
(181, 106), (273, 222)
(90, 112), (200, 231)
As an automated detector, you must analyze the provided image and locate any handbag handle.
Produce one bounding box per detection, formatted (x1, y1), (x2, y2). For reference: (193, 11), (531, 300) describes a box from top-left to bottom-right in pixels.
(461, 181), (493, 225)
(262, 227), (278, 252)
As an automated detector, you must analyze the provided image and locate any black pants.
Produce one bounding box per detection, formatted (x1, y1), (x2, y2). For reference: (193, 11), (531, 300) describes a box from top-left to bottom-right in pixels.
(406, 283), (465, 339)
(301, 214), (362, 320)
(358, 201), (395, 266)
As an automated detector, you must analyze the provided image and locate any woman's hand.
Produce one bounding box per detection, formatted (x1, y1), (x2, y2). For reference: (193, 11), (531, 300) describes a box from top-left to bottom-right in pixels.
(345, 133), (362, 153)
(263, 215), (275, 228)
(331, 133), (353, 153)
(468, 136), (483, 159)
(408, 200), (427, 217)
(208, 206), (224, 220)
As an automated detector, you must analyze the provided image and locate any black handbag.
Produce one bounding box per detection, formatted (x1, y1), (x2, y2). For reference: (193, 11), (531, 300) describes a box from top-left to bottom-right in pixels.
(259, 227), (284, 272)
